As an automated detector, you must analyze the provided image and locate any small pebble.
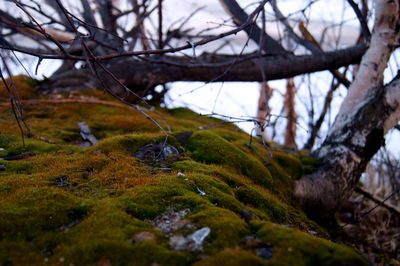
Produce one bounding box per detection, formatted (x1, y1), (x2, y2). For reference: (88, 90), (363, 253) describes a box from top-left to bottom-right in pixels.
(169, 235), (189, 251)
(190, 227), (210, 245)
(309, 230), (318, 236)
(257, 247), (274, 260)
(129, 231), (156, 244)
(25, 132), (34, 138)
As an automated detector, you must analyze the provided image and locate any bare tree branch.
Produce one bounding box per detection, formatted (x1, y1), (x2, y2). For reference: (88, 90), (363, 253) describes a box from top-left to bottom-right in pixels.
(89, 44), (365, 94)
(219, 0), (286, 55)
(298, 22), (351, 88)
(346, 0), (371, 41)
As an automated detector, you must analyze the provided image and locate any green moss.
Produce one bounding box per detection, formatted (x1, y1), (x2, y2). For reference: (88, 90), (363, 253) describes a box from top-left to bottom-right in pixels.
(94, 133), (181, 156)
(59, 127), (81, 142)
(253, 221), (367, 266)
(170, 160), (312, 224)
(190, 206), (250, 251)
(166, 108), (239, 132)
(64, 239), (191, 266)
(265, 162), (295, 202)
(0, 187), (91, 241)
(171, 160), (246, 189)
(194, 250), (267, 266)
(0, 135), (12, 149)
(167, 107), (201, 120)
(0, 94), (368, 265)
(2, 161), (33, 174)
(25, 106), (55, 119)
(234, 185), (288, 222)
(0, 137), (80, 160)
(298, 154), (320, 175)
(119, 173), (236, 220)
(121, 183), (191, 220)
(271, 151), (304, 180)
(208, 128), (245, 142)
(374, 254), (398, 266)
(187, 131), (273, 188)
(55, 199), (192, 265)
(0, 240), (43, 265)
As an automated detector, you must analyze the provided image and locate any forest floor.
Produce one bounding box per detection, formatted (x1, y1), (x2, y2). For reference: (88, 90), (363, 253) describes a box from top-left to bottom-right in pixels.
(0, 75), (396, 265)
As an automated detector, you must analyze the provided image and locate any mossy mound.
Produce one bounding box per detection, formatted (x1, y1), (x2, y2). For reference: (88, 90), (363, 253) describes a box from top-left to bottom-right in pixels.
(0, 78), (366, 265)
(0, 75), (38, 100)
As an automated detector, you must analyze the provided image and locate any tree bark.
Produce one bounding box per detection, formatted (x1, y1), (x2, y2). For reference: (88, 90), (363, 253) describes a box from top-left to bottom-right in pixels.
(295, 0), (400, 220)
(284, 78), (297, 148)
(96, 45), (364, 93)
(104, 45), (366, 83)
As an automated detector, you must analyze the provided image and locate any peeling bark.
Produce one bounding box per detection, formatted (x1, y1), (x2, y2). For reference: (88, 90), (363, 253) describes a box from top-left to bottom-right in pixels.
(295, 0), (400, 220)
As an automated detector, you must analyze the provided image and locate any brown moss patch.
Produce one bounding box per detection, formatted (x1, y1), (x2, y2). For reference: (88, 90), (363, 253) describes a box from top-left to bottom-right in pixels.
(0, 75), (38, 100)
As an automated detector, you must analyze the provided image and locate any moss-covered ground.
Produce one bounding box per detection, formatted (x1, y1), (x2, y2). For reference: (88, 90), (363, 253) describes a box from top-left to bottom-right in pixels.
(0, 76), (367, 265)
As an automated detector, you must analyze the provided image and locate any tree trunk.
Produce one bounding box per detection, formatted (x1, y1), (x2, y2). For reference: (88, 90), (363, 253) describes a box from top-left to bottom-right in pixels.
(284, 78), (297, 148)
(295, 0), (400, 220)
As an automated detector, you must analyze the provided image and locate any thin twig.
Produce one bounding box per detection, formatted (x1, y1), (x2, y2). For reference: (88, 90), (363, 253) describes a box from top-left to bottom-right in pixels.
(346, 0), (371, 41)
(343, 186), (400, 227)
(355, 186), (400, 216)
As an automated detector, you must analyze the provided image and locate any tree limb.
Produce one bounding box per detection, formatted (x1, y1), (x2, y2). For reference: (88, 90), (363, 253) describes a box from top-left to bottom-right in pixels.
(219, 0), (286, 55)
(298, 22), (351, 88)
(346, 0), (371, 41)
(53, 44), (365, 102)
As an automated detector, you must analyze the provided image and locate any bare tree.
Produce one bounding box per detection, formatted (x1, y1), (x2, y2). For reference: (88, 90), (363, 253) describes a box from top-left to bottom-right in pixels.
(1, 0), (399, 220)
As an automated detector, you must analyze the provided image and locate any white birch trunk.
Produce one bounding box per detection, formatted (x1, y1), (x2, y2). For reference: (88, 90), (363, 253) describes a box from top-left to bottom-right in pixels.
(295, 0), (400, 220)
